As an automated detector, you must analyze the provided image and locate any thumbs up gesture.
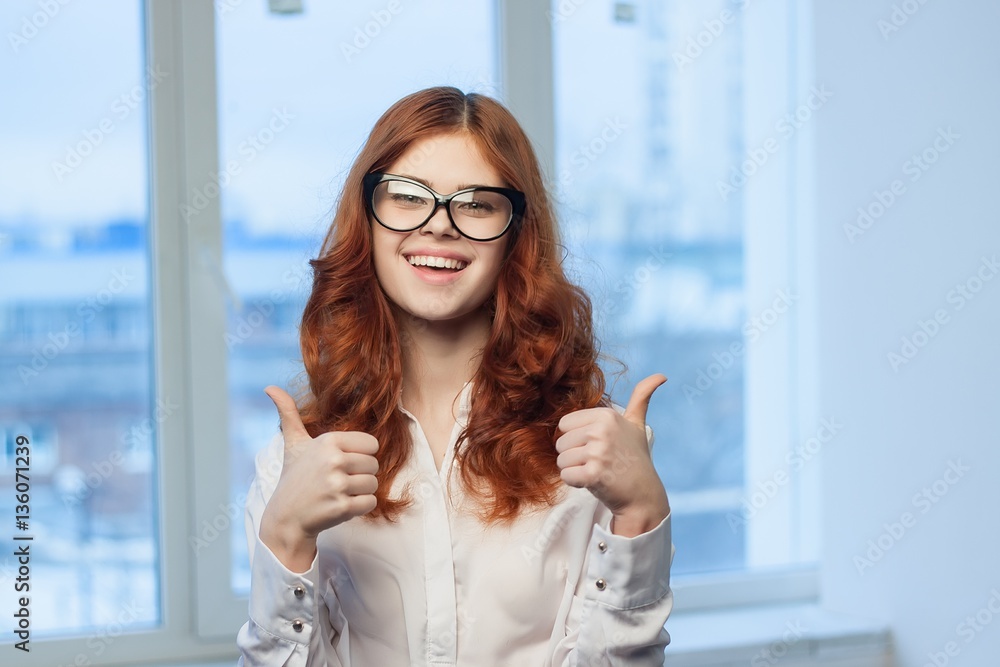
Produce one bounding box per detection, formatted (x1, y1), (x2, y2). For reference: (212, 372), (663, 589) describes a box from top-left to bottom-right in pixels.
(258, 385), (380, 572)
(555, 374), (670, 537)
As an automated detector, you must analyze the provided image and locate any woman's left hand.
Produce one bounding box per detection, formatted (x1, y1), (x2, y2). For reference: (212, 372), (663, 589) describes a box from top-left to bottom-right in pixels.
(555, 374), (670, 537)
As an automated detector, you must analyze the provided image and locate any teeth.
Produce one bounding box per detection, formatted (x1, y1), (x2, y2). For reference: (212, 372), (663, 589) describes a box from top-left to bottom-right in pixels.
(406, 255), (468, 270)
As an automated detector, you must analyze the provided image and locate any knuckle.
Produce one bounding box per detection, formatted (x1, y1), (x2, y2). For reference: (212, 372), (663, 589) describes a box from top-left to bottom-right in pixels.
(327, 449), (345, 469)
(327, 471), (349, 495)
(315, 431), (338, 448)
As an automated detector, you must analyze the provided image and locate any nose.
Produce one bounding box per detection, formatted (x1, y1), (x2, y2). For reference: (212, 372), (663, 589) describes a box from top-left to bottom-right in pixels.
(419, 203), (460, 239)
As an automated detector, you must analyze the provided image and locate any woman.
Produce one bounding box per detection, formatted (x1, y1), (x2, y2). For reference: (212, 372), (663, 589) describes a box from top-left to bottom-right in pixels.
(237, 86), (674, 666)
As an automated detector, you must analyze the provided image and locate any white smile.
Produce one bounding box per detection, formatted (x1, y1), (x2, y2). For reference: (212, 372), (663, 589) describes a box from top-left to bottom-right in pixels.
(406, 255), (468, 270)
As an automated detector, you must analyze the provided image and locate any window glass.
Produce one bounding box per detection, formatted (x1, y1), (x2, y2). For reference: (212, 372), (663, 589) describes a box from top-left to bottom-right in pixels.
(0, 0), (159, 637)
(553, 0), (748, 574)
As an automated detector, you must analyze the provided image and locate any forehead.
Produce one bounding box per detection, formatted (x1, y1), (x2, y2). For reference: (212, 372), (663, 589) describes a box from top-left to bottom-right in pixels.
(386, 133), (504, 189)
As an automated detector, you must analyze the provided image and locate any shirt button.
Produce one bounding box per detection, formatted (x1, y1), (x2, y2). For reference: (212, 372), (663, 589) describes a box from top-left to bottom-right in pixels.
(293, 585), (305, 599)
(598, 541), (607, 553)
(595, 578), (607, 591)
(291, 619), (304, 632)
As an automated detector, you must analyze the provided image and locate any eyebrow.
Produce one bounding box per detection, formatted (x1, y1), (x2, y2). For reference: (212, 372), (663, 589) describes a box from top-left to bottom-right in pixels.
(394, 173), (497, 192)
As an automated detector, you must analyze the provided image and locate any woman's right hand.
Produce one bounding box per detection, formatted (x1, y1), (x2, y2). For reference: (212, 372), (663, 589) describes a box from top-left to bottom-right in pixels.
(258, 385), (379, 572)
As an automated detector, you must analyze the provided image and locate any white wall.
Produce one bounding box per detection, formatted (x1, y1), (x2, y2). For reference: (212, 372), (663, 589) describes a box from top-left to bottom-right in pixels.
(813, 1), (1000, 665)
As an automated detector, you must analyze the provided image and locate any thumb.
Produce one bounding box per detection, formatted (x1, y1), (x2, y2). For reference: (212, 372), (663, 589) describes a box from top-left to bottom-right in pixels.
(264, 385), (310, 446)
(623, 374), (667, 427)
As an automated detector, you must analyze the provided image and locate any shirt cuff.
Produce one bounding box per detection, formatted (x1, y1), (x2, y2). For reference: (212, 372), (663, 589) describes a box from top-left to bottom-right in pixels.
(583, 512), (673, 610)
(248, 532), (320, 644)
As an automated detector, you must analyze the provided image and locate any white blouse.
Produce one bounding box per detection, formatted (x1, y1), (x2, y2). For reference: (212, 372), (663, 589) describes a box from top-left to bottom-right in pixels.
(236, 382), (674, 666)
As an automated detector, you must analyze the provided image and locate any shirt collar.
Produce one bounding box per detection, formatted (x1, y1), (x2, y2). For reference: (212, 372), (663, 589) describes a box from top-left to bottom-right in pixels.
(396, 378), (475, 425)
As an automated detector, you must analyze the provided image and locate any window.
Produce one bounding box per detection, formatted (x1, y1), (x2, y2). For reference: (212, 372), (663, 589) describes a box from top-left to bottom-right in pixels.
(553, 0), (747, 576)
(551, 0), (817, 587)
(0, 0), (159, 640)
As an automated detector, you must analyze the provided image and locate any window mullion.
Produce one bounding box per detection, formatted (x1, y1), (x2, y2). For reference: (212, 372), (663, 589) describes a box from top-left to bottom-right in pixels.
(498, 0), (556, 180)
(163, 0), (248, 639)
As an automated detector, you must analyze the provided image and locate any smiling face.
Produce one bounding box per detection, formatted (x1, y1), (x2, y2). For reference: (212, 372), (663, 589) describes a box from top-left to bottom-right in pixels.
(371, 132), (510, 329)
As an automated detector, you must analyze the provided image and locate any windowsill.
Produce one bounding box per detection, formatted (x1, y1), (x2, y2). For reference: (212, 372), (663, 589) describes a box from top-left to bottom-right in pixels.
(664, 603), (892, 666)
(144, 605), (891, 667)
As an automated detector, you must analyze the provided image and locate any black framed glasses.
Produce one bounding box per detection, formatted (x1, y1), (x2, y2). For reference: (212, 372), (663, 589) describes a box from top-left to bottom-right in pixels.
(363, 172), (526, 242)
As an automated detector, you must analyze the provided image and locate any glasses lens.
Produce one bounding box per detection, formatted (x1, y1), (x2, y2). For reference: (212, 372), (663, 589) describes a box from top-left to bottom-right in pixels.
(449, 190), (512, 240)
(372, 179), (434, 231)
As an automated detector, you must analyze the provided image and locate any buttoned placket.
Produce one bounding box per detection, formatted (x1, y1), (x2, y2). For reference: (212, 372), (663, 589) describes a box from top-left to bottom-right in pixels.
(398, 383), (471, 667)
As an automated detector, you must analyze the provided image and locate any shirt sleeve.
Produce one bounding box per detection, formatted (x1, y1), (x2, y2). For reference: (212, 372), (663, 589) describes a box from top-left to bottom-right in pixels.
(236, 433), (346, 667)
(550, 424), (674, 667)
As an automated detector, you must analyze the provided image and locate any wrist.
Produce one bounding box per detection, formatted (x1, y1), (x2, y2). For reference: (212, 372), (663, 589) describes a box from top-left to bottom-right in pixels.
(611, 493), (670, 538)
(260, 510), (317, 573)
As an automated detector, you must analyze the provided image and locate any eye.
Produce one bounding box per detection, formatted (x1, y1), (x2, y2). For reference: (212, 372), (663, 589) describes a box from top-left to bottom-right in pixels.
(456, 199), (494, 213)
(389, 192), (429, 207)
(452, 191), (502, 217)
(384, 181), (431, 208)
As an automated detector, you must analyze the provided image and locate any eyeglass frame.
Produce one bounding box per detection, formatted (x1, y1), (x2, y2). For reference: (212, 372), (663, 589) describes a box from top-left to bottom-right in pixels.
(363, 171), (526, 242)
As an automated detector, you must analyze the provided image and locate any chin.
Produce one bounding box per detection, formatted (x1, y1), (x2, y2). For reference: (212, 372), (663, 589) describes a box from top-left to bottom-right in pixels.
(399, 302), (488, 327)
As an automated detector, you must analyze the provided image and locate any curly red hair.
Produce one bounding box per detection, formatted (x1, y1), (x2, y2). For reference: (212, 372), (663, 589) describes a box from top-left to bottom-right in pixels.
(297, 86), (608, 523)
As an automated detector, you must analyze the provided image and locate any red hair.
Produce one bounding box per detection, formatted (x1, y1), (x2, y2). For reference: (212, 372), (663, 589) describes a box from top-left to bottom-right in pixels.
(297, 87), (608, 523)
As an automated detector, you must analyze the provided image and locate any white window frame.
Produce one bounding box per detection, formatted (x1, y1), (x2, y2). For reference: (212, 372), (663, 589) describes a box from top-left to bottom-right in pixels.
(13, 0), (817, 663)
(741, 0), (821, 579)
